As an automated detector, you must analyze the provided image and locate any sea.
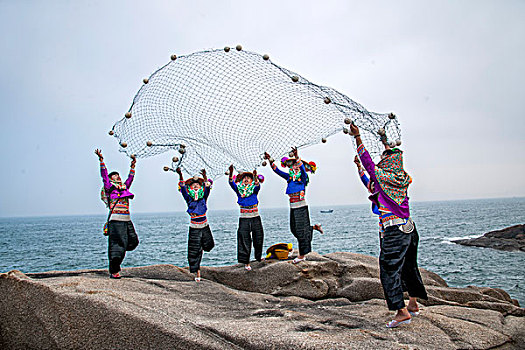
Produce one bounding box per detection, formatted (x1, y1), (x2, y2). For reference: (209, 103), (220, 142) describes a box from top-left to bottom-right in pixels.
(1, 197), (524, 305)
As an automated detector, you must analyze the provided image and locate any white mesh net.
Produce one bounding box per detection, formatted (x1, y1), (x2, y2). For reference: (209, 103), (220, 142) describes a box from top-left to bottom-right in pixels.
(110, 46), (402, 178)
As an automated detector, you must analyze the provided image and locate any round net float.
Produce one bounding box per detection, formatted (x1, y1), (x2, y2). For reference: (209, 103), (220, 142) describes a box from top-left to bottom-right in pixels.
(269, 157), (274, 163)
(143, 78), (149, 84)
(377, 128), (386, 136)
(343, 128), (349, 134)
(262, 160), (267, 166)
(172, 156), (179, 162)
(389, 141), (396, 148)
(146, 141), (153, 147)
(224, 171), (229, 175)
(236, 45), (242, 51)
(262, 54), (269, 61)
(205, 181), (211, 187)
(163, 166), (169, 172)
(288, 152), (294, 157)
(344, 117), (352, 125)
(125, 112), (132, 119)
(395, 139), (402, 146)
(193, 175), (199, 181)
(224, 46), (230, 52)
(108, 130), (114, 136)
(388, 113), (396, 119)
(179, 148), (186, 154)
(120, 142), (128, 148)
(324, 97), (331, 104)
(322, 138), (327, 143)
(171, 54), (177, 61)
(291, 76), (299, 82)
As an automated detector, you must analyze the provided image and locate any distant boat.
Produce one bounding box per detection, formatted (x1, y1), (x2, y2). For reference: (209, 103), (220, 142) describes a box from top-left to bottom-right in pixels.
(320, 209), (334, 213)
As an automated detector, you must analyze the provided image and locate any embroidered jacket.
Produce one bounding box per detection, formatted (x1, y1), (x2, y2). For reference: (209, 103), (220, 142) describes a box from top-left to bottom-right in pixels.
(357, 144), (410, 219)
(271, 162), (308, 194)
(179, 181), (211, 227)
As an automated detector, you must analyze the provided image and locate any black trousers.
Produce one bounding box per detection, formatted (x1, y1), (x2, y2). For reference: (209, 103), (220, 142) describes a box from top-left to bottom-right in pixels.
(188, 225), (214, 273)
(290, 206), (313, 256)
(379, 225), (428, 310)
(237, 216), (264, 264)
(107, 221), (139, 274)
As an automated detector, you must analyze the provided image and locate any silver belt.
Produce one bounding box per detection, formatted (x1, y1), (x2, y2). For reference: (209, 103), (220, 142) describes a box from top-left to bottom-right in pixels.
(383, 217), (415, 233)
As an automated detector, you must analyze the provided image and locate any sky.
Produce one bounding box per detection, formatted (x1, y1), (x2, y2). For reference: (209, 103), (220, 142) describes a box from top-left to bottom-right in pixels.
(0, 0), (524, 217)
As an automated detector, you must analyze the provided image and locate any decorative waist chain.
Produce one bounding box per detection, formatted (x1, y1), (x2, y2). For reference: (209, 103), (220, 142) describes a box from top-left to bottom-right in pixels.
(382, 217), (415, 233)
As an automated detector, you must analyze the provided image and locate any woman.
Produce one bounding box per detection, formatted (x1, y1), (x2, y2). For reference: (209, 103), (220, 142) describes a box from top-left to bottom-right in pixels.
(95, 149), (139, 279)
(264, 147), (322, 263)
(176, 167), (215, 281)
(228, 165), (264, 271)
(349, 124), (427, 328)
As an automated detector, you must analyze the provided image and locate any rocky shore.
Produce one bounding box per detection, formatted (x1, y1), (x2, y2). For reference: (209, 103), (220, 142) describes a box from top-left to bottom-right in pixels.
(1, 251), (524, 349)
(453, 224), (525, 252)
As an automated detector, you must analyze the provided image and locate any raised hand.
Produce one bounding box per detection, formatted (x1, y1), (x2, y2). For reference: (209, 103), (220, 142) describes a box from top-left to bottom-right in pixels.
(130, 154), (136, 169)
(229, 164), (234, 175)
(353, 155), (361, 167)
(200, 169), (207, 181)
(95, 149), (103, 161)
(264, 152), (271, 160)
(349, 123), (360, 137)
(291, 146), (298, 158)
(176, 167), (183, 180)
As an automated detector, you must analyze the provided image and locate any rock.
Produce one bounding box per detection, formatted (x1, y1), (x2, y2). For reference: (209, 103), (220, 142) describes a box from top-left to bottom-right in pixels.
(453, 224), (525, 252)
(1, 252), (524, 349)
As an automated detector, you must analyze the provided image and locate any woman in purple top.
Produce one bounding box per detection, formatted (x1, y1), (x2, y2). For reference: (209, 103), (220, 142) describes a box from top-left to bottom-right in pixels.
(349, 124), (427, 328)
(95, 149), (139, 279)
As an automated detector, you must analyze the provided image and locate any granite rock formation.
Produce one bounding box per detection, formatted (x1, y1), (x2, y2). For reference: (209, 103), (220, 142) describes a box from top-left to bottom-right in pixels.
(1, 252), (523, 349)
(453, 224), (525, 252)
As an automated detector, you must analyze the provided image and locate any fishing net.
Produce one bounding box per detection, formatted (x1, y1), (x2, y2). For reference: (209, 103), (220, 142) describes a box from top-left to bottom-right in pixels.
(109, 45), (402, 178)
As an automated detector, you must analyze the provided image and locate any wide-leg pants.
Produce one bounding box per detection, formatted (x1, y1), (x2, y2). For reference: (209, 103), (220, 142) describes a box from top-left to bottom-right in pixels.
(379, 225), (428, 310)
(237, 216), (264, 264)
(108, 221), (139, 274)
(188, 225), (214, 273)
(290, 206), (313, 256)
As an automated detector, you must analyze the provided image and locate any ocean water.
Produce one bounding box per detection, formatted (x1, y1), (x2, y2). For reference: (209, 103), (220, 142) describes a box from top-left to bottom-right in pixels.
(1, 198), (524, 305)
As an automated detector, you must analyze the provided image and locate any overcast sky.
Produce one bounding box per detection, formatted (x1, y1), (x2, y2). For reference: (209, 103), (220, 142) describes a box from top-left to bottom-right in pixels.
(1, 0), (524, 218)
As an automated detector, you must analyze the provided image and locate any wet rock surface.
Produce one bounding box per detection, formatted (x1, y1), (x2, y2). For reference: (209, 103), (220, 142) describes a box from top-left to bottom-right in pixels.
(1, 252), (523, 349)
(453, 224), (525, 252)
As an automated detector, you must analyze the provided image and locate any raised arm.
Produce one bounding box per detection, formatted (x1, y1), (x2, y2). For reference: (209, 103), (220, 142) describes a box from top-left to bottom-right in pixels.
(176, 167), (191, 202)
(95, 149), (112, 190)
(349, 124), (377, 181)
(264, 152), (288, 180)
(354, 155), (370, 188)
(299, 161), (308, 184)
(124, 155), (136, 188)
(201, 169), (211, 199)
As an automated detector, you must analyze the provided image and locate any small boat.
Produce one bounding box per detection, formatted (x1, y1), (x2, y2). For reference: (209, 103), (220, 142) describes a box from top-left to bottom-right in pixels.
(320, 209), (334, 213)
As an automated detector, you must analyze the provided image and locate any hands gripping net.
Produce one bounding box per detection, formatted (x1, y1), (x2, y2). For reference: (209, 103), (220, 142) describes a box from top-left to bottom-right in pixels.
(110, 46), (402, 178)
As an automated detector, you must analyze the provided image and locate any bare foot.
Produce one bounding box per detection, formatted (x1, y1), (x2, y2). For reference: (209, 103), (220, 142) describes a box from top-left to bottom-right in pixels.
(394, 308), (411, 322)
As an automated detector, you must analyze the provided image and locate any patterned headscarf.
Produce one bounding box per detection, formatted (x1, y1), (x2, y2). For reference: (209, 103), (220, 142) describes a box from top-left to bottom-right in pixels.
(289, 169), (301, 182)
(374, 149), (412, 205)
(100, 179), (127, 207)
(237, 183), (255, 198)
(188, 187), (204, 200)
